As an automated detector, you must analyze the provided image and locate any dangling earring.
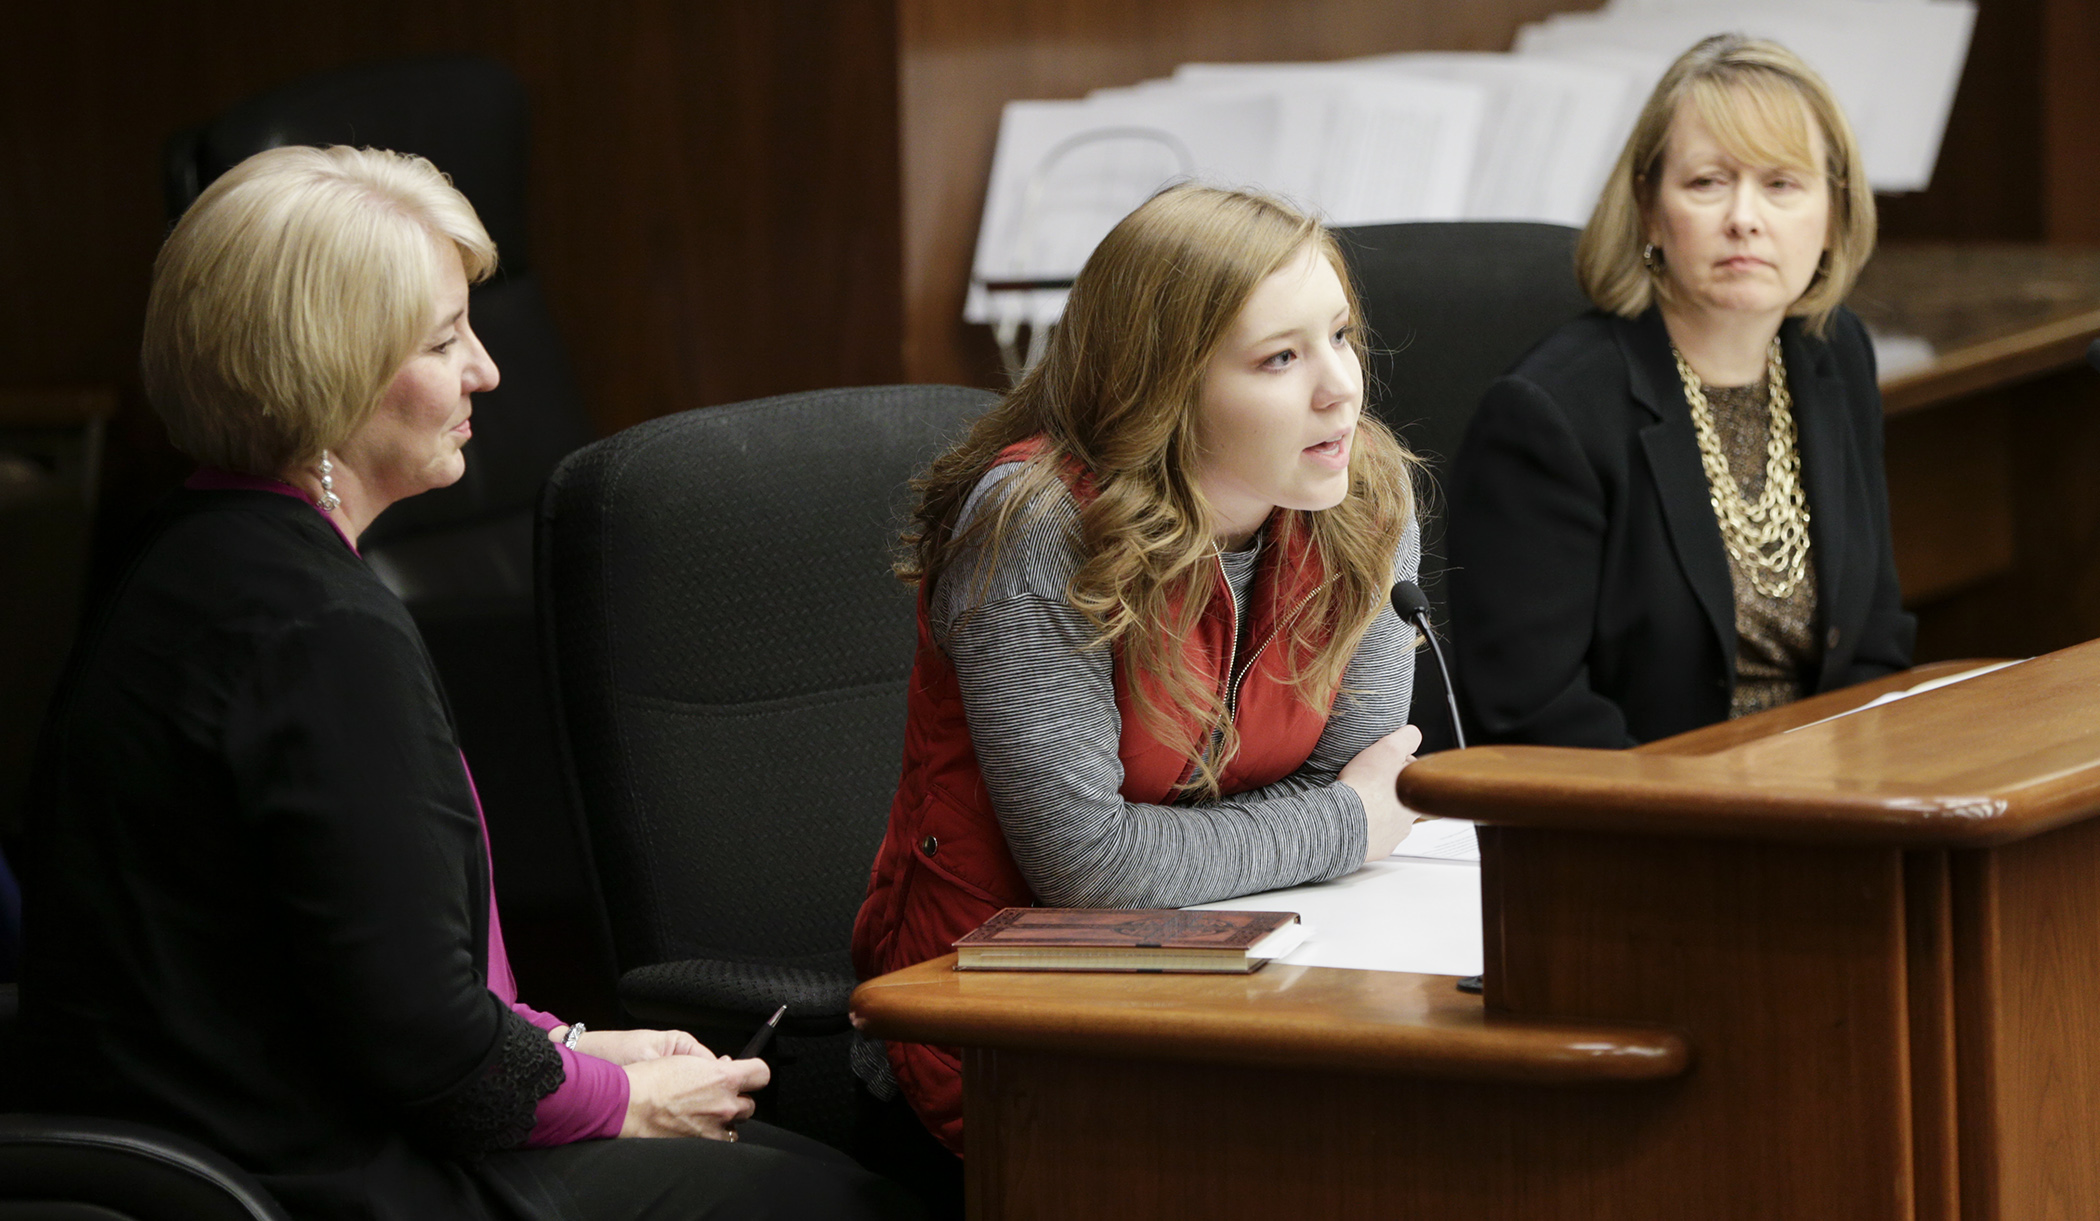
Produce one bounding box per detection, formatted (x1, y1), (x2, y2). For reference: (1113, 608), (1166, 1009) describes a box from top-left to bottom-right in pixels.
(316, 451), (341, 512)
(1641, 243), (1664, 274)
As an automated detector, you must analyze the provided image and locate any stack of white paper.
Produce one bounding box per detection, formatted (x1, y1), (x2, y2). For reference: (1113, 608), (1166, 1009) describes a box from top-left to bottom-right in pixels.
(1516, 0), (1974, 193)
(965, 92), (1284, 331)
(965, 70), (1485, 328)
(1348, 52), (1641, 225)
(1163, 64), (1485, 225)
(967, 0), (1974, 335)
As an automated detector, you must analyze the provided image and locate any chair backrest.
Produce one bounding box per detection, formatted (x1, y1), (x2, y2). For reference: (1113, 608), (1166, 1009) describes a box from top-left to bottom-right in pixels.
(163, 55), (592, 551)
(539, 386), (995, 981)
(1335, 221), (1589, 750)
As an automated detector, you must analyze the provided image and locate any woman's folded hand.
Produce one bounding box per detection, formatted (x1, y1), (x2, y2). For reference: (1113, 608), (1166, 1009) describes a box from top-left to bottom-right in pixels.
(619, 1053), (771, 1140)
(1341, 724), (1423, 863)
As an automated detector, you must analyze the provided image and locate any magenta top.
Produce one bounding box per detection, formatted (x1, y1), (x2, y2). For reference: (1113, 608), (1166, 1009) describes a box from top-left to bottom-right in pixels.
(184, 469), (628, 1145)
(466, 766), (628, 1145)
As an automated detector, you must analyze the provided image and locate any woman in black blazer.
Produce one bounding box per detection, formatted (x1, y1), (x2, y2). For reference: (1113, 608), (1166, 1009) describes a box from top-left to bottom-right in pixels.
(1447, 34), (1914, 748)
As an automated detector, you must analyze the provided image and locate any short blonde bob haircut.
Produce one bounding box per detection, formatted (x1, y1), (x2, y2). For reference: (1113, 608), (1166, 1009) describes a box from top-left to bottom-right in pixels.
(142, 144), (497, 476)
(904, 184), (1417, 798)
(1576, 34), (1876, 337)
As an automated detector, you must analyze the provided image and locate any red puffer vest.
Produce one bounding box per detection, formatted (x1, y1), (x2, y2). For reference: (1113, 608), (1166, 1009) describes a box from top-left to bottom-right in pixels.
(851, 440), (1338, 1154)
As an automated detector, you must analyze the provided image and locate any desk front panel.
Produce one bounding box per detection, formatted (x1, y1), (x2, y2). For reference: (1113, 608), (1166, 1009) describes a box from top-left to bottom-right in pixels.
(1952, 812), (2100, 1220)
(966, 1048), (1686, 1221)
(1486, 827), (1921, 1220)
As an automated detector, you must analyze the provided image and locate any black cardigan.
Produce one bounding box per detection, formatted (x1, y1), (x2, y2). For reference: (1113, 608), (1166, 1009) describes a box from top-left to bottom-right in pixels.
(21, 489), (561, 1220)
(1445, 306), (1916, 748)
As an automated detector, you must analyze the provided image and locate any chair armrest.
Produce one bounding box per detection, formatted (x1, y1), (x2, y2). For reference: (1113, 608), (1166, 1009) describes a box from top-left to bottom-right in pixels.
(0, 1114), (289, 1220)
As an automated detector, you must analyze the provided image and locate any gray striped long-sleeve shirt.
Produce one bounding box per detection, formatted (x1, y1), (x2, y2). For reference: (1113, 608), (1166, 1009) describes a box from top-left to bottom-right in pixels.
(932, 463), (1419, 909)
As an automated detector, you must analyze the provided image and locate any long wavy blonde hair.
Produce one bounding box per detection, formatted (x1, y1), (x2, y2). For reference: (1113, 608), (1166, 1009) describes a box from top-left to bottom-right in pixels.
(904, 184), (1417, 797)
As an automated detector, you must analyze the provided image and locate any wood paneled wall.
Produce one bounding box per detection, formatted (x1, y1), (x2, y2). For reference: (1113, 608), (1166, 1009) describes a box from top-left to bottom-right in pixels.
(0, 0), (2089, 529)
(0, 0), (905, 542)
(2, 2), (1602, 442)
(1877, 0), (2100, 661)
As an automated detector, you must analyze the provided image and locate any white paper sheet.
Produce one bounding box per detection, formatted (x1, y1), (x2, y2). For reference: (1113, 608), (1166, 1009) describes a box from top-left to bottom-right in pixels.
(965, 93), (1287, 327)
(1350, 51), (1640, 225)
(1517, 0), (1975, 192)
(966, 0), (1973, 332)
(1868, 330), (1938, 380)
(1187, 855), (1483, 977)
(1167, 64), (1486, 224)
(969, 67), (1484, 328)
(1390, 816), (1481, 864)
(1785, 660), (2024, 733)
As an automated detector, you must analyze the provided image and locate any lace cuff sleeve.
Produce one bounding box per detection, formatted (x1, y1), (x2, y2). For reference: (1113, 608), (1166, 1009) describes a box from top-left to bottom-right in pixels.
(403, 1008), (566, 1160)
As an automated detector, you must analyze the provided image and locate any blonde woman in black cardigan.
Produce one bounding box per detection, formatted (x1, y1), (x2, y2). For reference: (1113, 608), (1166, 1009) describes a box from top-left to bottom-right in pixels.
(24, 145), (912, 1221)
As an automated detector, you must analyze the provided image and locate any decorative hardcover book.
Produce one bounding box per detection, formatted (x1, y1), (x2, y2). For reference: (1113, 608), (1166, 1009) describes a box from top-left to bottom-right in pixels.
(952, 908), (1306, 973)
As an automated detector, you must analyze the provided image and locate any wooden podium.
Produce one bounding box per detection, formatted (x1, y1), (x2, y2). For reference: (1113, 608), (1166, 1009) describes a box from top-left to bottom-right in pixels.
(851, 645), (2100, 1220)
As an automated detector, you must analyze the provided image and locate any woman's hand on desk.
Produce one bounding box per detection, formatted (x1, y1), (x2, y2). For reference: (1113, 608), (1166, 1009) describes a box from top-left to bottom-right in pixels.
(1342, 725), (1423, 864)
(564, 1026), (709, 1066)
(620, 1052), (770, 1140)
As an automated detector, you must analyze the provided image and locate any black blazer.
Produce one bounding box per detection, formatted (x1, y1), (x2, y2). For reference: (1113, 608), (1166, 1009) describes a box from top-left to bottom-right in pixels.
(1445, 306), (1916, 748)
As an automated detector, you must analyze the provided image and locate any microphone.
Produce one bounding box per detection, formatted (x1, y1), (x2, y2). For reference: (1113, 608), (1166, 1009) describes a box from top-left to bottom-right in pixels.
(1392, 580), (1484, 997)
(1391, 580), (1466, 751)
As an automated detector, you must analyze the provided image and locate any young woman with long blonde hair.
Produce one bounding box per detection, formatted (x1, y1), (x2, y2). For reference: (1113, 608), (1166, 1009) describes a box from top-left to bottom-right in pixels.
(852, 185), (1426, 1186)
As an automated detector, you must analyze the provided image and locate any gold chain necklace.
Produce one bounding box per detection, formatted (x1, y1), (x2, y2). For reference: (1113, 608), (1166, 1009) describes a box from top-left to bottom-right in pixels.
(1672, 337), (1812, 599)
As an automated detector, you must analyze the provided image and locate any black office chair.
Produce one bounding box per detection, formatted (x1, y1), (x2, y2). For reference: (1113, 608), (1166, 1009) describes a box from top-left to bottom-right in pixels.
(0, 986), (289, 1220)
(538, 384), (995, 1151)
(1336, 221), (1589, 752)
(163, 56), (599, 943)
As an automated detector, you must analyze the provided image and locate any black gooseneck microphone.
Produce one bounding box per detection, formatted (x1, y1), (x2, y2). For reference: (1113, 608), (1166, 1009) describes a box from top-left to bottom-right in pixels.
(1391, 580), (1466, 751)
(1393, 580), (1483, 997)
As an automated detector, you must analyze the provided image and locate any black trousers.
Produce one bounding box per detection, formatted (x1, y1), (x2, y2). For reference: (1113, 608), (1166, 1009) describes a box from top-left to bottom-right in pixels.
(852, 1088), (962, 1221)
(479, 1122), (921, 1221)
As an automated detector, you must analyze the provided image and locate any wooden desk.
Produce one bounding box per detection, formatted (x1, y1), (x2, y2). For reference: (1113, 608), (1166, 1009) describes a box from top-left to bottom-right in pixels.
(1848, 245), (2100, 647)
(1854, 244), (2100, 419)
(853, 650), (2100, 1219)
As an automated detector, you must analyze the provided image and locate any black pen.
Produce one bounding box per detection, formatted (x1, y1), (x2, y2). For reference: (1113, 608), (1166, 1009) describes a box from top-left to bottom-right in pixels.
(737, 1004), (787, 1059)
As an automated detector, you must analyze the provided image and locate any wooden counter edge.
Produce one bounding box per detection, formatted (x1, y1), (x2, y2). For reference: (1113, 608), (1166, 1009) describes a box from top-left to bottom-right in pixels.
(1398, 754), (2064, 848)
(1880, 305), (2100, 416)
(1399, 658), (2088, 849)
(851, 956), (1689, 1086)
(1395, 748), (2100, 849)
